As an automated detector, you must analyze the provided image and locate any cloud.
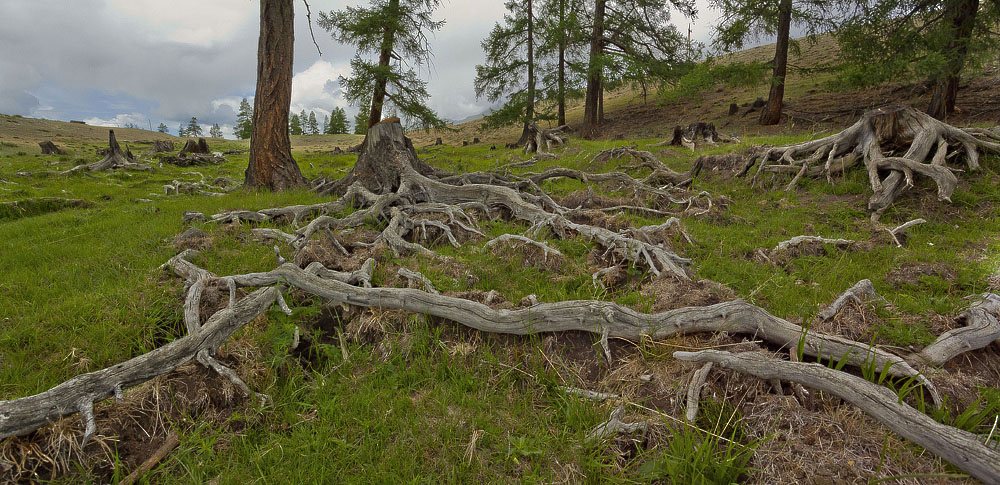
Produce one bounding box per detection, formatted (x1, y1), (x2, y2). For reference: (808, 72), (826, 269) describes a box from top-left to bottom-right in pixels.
(289, 59), (353, 118)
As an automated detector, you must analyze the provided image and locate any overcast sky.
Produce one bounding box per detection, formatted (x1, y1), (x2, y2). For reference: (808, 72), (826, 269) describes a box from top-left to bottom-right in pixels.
(0, 0), (723, 138)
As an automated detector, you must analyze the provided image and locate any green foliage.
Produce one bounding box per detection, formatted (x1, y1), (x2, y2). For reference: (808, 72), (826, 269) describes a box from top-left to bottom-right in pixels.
(353, 101), (370, 135)
(209, 123), (224, 138)
(475, 0), (543, 130)
(835, 0), (1000, 90)
(156, 123), (168, 134)
(660, 60), (768, 102)
(177, 123), (186, 137)
(307, 111), (319, 135)
(319, 0), (446, 130)
(234, 97), (253, 140)
(329, 107), (350, 134)
(186, 116), (202, 137)
(289, 113), (303, 136)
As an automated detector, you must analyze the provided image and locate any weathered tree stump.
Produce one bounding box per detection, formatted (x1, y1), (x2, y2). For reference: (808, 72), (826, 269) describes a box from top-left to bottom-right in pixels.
(150, 140), (175, 153)
(728, 103), (739, 115)
(660, 123), (739, 151)
(63, 130), (148, 174)
(740, 105), (1000, 220)
(435, 137), (442, 145)
(179, 138), (210, 157)
(38, 141), (65, 155)
(523, 121), (569, 154)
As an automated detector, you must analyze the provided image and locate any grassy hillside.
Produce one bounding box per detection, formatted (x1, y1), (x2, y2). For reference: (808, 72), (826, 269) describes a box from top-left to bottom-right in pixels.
(2, 35), (1000, 484)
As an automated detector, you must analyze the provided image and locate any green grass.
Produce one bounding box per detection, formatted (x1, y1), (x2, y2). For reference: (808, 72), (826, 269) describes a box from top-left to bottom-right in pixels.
(2, 127), (999, 482)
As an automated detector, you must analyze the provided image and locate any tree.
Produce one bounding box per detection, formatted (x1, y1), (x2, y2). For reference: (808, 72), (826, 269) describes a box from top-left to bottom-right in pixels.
(308, 111), (319, 134)
(234, 97), (253, 139)
(186, 117), (203, 137)
(178, 124), (187, 137)
(837, 0), (999, 120)
(157, 123), (169, 134)
(710, 0), (841, 125)
(353, 104), (370, 135)
(330, 107), (350, 134)
(476, 0), (541, 145)
(581, 0), (696, 137)
(210, 124), (224, 138)
(322, 114), (330, 135)
(244, 0), (307, 191)
(319, 0), (447, 130)
(537, 0), (588, 126)
(289, 113), (303, 135)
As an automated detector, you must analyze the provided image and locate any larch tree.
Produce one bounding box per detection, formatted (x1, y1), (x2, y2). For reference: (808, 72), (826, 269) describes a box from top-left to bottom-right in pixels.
(177, 124), (187, 137)
(475, 0), (541, 144)
(710, 0), (842, 125)
(581, 0), (696, 137)
(156, 123), (169, 133)
(244, 0), (307, 191)
(836, 0), (999, 120)
(331, 107), (350, 134)
(319, 0), (446, 130)
(537, 0), (588, 126)
(209, 124), (224, 138)
(308, 111), (320, 134)
(289, 113), (303, 135)
(186, 117), (203, 137)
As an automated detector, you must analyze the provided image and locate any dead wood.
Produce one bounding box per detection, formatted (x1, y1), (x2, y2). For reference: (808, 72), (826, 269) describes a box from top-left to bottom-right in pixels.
(739, 105), (1000, 220)
(117, 429), (180, 485)
(684, 362), (713, 422)
(919, 293), (1000, 366)
(149, 141), (175, 154)
(658, 122), (740, 151)
(587, 145), (701, 187)
(674, 350), (1000, 484)
(586, 406), (647, 442)
(160, 153), (226, 167)
(817, 279), (885, 322)
(523, 121), (569, 154)
(62, 130), (150, 174)
(38, 141), (65, 155)
(178, 139), (210, 157)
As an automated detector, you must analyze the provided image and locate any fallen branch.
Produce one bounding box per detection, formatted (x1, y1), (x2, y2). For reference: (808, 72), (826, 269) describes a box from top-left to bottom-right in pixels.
(885, 218), (926, 247)
(919, 293), (1000, 366)
(673, 350), (1000, 484)
(586, 406), (647, 442)
(117, 429), (181, 485)
(774, 235), (854, 251)
(817, 279), (885, 322)
(684, 362), (713, 422)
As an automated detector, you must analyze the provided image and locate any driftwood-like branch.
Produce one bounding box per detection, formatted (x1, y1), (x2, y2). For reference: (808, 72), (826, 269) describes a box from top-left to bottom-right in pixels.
(919, 293), (1000, 366)
(483, 234), (563, 261)
(684, 362), (713, 422)
(817, 279), (885, 322)
(559, 386), (620, 402)
(118, 430), (181, 485)
(673, 350), (1000, 484)
(885, 218), (926, 247)
(397, 268), (439, 294)
(774, 235), (854, 251)
(586, 406), (647, 442)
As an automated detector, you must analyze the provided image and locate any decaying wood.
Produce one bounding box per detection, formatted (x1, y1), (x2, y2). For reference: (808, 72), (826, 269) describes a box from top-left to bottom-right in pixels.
(885, 218), (926, 247)
(674, 350), (1000, 484)
(38, 141), (65, 155)
(739, 105), (1000, 220)
(586, 406), (647, 442)
(62, 130), (150, 174)
(684, 362), (713, 422)
(523, 121), (569, 154)
(483, 234), (563, 262)
(178, 138), (210, 157)
(817, 279), (885, 322)
(149, 140), (175, 154)
(560, 386), (620, 402)
(919, 293), (1000, 366)
(774, 235), (854, 251)
(657, 122), (740, 151)
(118, 430), (181, 485)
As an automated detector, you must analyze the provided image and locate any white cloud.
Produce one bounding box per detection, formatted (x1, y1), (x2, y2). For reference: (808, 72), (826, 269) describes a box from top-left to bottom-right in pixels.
(83, 112), (151, 129)
(290, 59), (352, 116)
(105, 0), (255, 45)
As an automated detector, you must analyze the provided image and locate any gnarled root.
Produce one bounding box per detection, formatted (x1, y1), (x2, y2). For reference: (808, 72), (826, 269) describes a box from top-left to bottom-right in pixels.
(739, 105), (1000, 220)
(674, 350), (1000, 484)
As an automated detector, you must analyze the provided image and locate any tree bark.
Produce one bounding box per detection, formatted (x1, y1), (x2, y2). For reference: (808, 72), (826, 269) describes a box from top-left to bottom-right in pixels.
(557, 0), (566, 126)
(582, 0), (605, 138)
(368, 0), (400, 128)
(517, 0), (537, 146)
(926, 0), (980, 120)
(759, 0), (791, 126)
(245, 0), (307, 191)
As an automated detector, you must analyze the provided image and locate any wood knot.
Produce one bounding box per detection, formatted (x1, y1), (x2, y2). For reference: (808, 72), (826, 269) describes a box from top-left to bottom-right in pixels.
(378, 117), (401, 125)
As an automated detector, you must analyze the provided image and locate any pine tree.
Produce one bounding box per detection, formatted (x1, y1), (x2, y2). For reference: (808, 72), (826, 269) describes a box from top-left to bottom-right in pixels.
(322, 114), (330, 135)
(319, 0), (446, 130)
(178, 124), (187, 137)
(330, 107), (349, 134)
(157, 123), (169, 133)
(353, 104), (370, 135)
(476, 0), (541, 144)
(289, 113), (303, 135)
(234, 97), (253, 139)
(209, 124), (224, 138)
(186, 117), (203, 136)
(308, 111), (319, 134)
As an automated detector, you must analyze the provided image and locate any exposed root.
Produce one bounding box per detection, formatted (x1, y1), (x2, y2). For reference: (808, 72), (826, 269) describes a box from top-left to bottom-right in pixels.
(919, 293), (1000, 366)
(684, 362), (713, 422)
(674, 350), (1000, 483)
(483, 234), (563, 263)
(739, 105), (1000, 220)
(585, 406), (647, 443)
(654, 122), (740, 151)
(398, 268), (439, 294)
(774, 236), (854, 251)
(885, 218), (926, 247)
(523, 121), (569, 154)
(559, 386), (620, 402)
(817, 279), (885, 322)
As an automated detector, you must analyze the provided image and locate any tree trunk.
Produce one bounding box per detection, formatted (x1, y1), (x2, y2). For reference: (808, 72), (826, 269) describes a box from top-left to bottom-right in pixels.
(927, 0), (979, 120)
(582, 0), (605, 138)
(317, 119), (437, 195)
(598, 82), (605, 124)
(557, 0), (566, 126)
(368, 0), (400, 128)
(517, 0), (537, 147)
(759, 0), (791, 126)
(245, 0), (307, 191)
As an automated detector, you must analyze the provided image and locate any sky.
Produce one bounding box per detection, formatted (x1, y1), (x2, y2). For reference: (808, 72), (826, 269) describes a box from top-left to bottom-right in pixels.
(0, 0), (724, 139)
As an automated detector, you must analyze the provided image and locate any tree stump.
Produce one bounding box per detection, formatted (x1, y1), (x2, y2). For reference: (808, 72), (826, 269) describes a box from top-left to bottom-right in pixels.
(435, 137), (442, 145)
(523, 121), (569, 153)
(664, 123), (739, 151)
(150, 141), (175, 153)
(179, 138), (210, 157)
(316, 119), (436, 195)
(62, 130), (148, 174)
(38, 141), (65, 155)
(728, 103), (739, 116)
